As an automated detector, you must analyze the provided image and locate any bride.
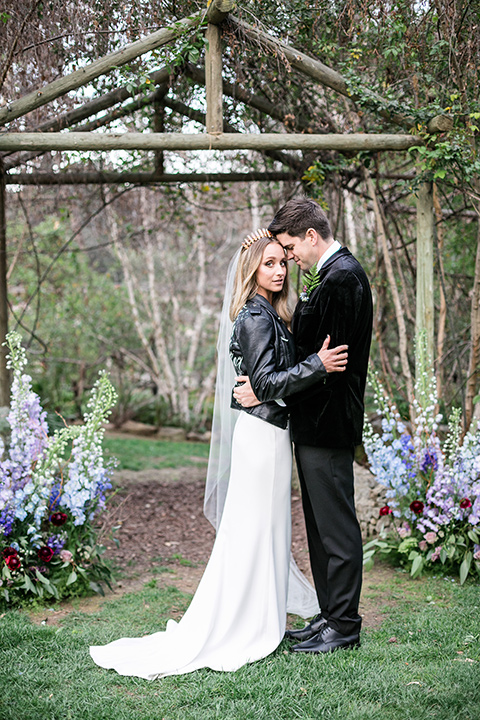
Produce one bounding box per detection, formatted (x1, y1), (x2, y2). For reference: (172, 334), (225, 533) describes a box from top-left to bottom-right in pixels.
(89, 229), (347, 679)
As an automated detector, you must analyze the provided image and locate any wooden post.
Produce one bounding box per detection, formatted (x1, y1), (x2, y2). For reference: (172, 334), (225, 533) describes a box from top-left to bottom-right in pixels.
(0, 159), (9, 406)
(205, 23), (223, 133)
(416, 180), (435, 377)
(153, 88), (169, 175)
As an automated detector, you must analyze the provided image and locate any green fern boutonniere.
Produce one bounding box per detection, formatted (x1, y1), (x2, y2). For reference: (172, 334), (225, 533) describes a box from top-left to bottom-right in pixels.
(299, 266), (321, 302)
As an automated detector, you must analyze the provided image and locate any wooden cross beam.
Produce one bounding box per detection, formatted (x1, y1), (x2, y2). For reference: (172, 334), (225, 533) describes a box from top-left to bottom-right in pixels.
(5, 170), (296, 185)
(0, 132), (421, 152)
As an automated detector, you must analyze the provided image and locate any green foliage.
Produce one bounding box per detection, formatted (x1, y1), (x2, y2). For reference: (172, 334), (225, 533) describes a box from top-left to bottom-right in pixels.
(8, 211), (135, 418)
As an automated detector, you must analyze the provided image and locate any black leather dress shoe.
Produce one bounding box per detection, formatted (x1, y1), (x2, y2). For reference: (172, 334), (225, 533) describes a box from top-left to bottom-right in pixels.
(284, 614), (327, 642)
(291, 625), (360, 654)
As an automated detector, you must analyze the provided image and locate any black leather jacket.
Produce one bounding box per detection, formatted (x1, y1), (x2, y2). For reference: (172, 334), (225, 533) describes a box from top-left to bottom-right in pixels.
(229, 295), (327, 429)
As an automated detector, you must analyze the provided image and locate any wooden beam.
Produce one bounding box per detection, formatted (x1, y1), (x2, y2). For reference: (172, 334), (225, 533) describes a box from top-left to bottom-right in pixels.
(74, 86), (169, 134)
(6, 170), (297, 185)
(416, 180), (435, 372)
(0, 16), (199, 126)
(205, 0), (236, 24)
(426, 115), (454, 134)
(205, 23), (224, 133)
(0, 132), (421, 152)
(0, 160), (9, 406)
(231, 17), (419, 130)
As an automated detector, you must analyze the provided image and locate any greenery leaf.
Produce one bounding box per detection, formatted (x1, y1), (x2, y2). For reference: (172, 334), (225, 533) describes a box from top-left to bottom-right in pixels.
(459, 552), (472, 585)
(21, 575), (37, 594)
(467, 530), (479, 544)
(89, 581), (105, 596)
(410, 554), (424, 578)
(66, 570), (78, 586)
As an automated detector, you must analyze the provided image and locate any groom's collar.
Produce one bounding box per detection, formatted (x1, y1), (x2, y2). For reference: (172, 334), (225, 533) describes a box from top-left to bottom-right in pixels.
(316, 240), (342, 272)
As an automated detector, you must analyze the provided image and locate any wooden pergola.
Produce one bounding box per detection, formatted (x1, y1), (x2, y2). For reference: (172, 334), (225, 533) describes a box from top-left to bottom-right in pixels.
(0, 0), (448, 405)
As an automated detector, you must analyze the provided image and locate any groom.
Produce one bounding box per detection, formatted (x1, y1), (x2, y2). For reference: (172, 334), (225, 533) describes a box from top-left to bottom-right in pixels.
(234, 197), (373, 653)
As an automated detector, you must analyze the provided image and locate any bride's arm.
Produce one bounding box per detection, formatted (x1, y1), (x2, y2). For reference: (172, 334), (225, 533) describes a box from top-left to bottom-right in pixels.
(234, 313), (347, 405)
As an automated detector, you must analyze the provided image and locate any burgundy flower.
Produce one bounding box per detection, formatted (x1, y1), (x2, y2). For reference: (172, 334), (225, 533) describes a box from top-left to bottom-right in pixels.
(409, 500), (424, 515)
(2, 546), (17, 559)
(37, 546), (54, 563)
(50, 512), (68, 527)
(5, 554), (21, 571)
(460, 498), (472, 509)
(379, 505), (392, 517)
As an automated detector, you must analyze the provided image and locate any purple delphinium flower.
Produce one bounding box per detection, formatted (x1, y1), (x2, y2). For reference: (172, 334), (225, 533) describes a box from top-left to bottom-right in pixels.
(420, 448), (438, 473)
(46, 534), (65, 554)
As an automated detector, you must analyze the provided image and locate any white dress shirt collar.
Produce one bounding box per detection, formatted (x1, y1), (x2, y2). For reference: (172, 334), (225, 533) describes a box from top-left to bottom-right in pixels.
(316, 239), (342, 272)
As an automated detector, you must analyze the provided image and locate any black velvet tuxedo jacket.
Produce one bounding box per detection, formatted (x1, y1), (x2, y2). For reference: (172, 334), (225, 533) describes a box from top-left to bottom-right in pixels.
(287, 246), (373, 449)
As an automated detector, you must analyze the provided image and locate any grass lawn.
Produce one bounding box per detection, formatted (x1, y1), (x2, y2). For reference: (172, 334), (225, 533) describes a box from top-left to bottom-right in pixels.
(103, 436), (209, 471)
(1, 571), (479, 720)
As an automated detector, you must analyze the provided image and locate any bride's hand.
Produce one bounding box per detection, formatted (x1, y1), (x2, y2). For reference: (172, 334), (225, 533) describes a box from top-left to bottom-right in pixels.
(233, 376), (261, 407)
(318, 335), (348, 373)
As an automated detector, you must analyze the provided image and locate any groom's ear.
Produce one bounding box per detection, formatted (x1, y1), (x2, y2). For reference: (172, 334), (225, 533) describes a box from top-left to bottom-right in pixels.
(305, 227), (319, 246)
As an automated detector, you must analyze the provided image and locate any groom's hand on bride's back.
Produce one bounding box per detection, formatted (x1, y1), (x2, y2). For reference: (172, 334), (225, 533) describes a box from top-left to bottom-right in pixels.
(233, 377), (261, 407)
(318, 335), (348, 373)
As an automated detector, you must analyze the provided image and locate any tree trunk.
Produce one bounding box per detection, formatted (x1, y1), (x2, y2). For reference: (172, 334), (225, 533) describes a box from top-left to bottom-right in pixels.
(432, 182), (447, 405)
(465, 217), (480, 431)
(415, 181), (435, 378)
(0, 160), (9, 406)
(364, 168), (414, 411)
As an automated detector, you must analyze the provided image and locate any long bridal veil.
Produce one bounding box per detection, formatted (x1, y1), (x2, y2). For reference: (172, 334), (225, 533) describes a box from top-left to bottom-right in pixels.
(204, 250), (319, 620)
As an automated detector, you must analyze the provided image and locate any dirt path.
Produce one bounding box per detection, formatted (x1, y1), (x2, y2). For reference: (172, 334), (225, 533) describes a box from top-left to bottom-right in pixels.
(28, 465), (395, 629)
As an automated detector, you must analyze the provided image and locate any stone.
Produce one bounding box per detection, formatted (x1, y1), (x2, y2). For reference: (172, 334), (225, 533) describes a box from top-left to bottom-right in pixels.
(354, 463), (388, 538)
(119, 420), (158, 436)
(186, 430), (212, 443)
(155, 426), (187, 442)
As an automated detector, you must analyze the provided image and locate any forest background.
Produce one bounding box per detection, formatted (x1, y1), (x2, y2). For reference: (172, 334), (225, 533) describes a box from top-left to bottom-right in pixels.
(0, 0), (479, 434)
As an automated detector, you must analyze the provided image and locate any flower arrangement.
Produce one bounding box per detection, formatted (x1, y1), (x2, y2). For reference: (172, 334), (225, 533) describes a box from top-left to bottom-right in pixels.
(0, 332), (118, 605)
(363, 341), (480, 584)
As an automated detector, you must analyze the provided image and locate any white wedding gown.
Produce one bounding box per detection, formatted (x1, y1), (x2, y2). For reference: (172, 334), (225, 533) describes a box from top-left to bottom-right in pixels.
(90, 412), (318, 679)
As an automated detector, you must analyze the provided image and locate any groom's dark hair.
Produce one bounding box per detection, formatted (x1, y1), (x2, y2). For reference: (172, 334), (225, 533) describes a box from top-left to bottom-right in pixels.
(268, 198), (333, 240)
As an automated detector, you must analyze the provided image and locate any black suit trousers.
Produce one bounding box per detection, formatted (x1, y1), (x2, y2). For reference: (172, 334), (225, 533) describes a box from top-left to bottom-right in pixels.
(295, 444), (363, 635)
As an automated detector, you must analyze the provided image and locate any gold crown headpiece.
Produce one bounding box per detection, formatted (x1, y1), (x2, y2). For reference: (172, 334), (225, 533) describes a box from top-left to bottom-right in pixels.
(241, 227), (273, 250)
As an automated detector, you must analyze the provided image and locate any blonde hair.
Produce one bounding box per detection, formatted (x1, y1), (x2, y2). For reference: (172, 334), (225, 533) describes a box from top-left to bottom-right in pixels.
(229, 235), (291, 324)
